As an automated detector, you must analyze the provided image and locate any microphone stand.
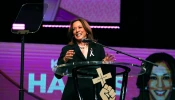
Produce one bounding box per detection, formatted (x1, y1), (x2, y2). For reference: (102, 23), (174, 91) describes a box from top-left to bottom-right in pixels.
(92, 41), (158, 66)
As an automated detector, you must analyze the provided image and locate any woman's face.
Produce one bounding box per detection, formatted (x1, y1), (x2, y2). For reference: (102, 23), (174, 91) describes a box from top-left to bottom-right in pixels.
(148, 61), (172, 100)
(72, 21), (87, 42)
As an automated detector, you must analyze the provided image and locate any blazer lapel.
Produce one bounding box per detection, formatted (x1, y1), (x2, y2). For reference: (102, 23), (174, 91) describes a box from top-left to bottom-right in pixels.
(73, 44), (86, 60)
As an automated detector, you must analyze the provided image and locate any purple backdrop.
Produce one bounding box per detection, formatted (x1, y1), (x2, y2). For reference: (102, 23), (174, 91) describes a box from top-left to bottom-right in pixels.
(43, 0), (120, 23)
(0, 42), (175, 100)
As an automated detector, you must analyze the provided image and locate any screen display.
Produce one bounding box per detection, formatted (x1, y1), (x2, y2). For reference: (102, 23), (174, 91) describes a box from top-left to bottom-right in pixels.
(43, 0), (121, 24)
(0, 42), (175, 100)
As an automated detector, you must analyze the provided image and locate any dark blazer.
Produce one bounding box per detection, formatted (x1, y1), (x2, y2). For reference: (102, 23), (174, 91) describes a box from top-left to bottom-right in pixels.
(55, 42), (116, 100)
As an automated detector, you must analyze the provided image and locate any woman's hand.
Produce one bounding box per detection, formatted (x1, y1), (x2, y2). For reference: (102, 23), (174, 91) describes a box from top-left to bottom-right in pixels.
(63, 50), (75, 63)
(102, 53), (115, 62)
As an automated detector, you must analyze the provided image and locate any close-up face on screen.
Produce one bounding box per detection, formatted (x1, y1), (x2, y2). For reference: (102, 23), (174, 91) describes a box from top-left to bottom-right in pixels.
(148, 62), (172, 100)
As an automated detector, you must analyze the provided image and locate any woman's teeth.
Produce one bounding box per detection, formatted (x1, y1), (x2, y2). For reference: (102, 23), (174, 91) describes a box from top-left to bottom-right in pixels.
(76, 33), (81, 37)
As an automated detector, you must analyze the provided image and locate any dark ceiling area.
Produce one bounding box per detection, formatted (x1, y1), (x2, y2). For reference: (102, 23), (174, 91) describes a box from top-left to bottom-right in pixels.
(1, 0), (174, 49)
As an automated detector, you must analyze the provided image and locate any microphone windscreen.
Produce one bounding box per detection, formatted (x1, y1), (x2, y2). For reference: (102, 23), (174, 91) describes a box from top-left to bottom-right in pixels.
(82, 38), (92, 42)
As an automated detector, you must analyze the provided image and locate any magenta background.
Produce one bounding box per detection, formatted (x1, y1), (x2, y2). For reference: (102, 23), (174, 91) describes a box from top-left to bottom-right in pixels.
(43, 0), (120, 23)
(0, 42), (175, 100)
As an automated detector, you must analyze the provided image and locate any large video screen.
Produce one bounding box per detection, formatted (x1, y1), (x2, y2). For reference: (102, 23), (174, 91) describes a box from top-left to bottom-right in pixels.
(0, 42), (175, 100)
(43, 0), (121, 24)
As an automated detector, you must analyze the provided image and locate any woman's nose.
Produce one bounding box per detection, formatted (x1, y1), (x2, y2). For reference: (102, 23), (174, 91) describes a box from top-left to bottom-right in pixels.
(76, 30), (79, 33)
(76, 28), (80, 32)
(157, 78), (163, 88)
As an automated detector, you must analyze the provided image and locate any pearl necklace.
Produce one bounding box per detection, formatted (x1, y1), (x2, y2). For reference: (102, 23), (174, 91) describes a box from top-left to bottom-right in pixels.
(79, 44), (88, 49)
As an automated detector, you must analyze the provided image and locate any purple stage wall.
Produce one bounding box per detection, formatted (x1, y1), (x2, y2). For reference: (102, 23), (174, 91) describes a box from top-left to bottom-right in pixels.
(0, 42), (175, 100)
(43, 0), (120, 23)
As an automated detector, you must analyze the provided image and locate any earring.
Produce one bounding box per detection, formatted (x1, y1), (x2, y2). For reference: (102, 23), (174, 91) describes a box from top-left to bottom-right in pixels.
(87, 33), (88, 34)
(145, 87), (148, 90)
(173, 87), (175, 90)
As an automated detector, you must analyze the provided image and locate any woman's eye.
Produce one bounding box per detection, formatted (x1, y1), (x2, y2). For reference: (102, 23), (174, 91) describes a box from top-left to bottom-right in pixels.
(163, 76), (170, 80)
(150, 76), (157, 80)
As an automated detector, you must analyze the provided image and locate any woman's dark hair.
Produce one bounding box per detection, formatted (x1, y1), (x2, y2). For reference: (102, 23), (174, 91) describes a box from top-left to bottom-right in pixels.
(67, 18), (95, 45)
(133, 52), (175, 100)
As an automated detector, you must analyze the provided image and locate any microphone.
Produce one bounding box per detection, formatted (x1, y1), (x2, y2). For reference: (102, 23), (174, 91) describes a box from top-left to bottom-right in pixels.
(81, 38), (93, 43)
